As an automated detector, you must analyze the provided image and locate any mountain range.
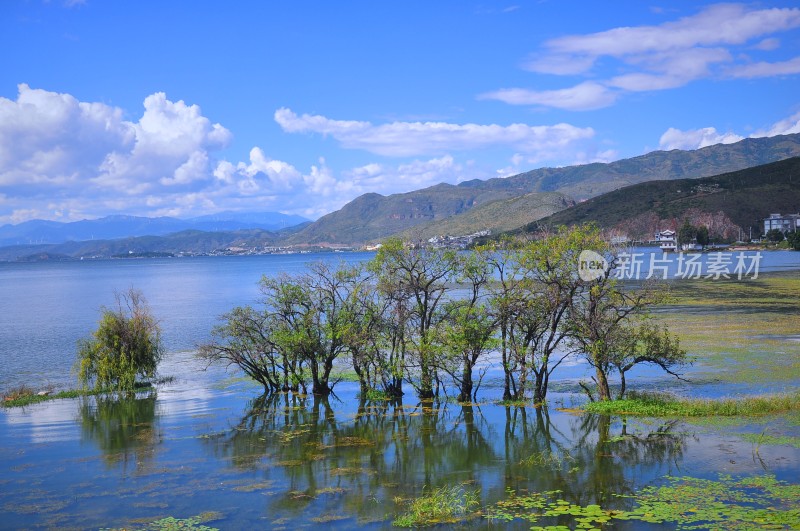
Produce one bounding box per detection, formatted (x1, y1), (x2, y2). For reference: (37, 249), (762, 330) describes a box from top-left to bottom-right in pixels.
(2, 132), (800, 259)
(286, 133), (800, 244)
(0, 211), (310, 247)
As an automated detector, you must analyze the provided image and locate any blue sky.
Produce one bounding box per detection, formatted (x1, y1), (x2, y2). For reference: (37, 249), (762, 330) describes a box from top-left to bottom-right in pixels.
(1, 1), (799, 224)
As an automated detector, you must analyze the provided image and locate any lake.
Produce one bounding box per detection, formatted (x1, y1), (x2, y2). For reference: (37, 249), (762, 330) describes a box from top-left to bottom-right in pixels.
(1, 250), (799, 529)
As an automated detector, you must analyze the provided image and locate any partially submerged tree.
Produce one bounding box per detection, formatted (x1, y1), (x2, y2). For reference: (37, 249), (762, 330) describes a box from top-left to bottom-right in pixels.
(570, 269), (689, 401)
(369, 238), (458, 400)
(437, 251), (497, 402)
(77, 288), (163, 392)
(199, 305), (292, 393)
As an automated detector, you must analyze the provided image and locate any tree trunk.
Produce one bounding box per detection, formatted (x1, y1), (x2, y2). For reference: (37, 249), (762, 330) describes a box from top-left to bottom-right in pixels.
(595, 366), (611, 401)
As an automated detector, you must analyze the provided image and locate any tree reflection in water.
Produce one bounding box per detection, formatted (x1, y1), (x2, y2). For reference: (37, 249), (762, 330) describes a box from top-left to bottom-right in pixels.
(78, 392), (160, 471)
(205, 394), (688, 525)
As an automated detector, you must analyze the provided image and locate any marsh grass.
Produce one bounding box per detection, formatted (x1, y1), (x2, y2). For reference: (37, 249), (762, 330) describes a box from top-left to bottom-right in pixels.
(585, 390), (800, 417)
(1, 380), (161, 408)
(392, 485), (480, 527)
(656, 272), (800, 385)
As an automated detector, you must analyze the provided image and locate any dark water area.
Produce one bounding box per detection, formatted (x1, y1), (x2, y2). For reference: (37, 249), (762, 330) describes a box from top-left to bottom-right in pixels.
(1, 251), (799, 528)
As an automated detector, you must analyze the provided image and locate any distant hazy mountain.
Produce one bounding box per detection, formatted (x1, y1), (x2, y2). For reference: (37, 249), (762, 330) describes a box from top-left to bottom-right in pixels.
(286, 133), (800, 244)
(0, 211), (310, 247)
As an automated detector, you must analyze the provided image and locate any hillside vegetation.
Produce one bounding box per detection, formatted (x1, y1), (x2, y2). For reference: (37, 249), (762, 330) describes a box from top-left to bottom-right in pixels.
(526, 156), (800, 239)
(395, 191), (572, 242)
(287, 133), (800, 244)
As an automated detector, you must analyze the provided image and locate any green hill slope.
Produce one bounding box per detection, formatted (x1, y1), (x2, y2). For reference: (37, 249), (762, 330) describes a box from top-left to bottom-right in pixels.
(288, 133), (800, 245)
(285, 185), (514, 244)
(466, 133), (800, 200)
(527, 156), (800, 239)
(394, 191), (572, 241)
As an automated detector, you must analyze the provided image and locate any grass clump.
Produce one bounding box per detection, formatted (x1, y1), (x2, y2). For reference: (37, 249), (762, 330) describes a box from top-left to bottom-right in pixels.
(393, 485), (480, 527)
(2, 386), (96, 408)
(2, 381), (159, 408)
(584, 390), (800, 417)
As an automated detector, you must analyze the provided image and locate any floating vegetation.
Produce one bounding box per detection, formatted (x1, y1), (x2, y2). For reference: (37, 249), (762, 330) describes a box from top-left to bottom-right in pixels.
(309, 513), (349, 523)
(393, 484), (480, 527)
(102, 511), (223, 530)
(486, 474), (800, 530)
(231, 480), (275, 492)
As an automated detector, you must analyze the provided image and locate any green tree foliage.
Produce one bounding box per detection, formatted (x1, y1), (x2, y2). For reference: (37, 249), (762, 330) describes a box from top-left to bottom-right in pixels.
(766, 228), (785, 242)
(201, 224), (684, 403)
(369, 239), (459, 400)
(677, 219), (697, 247)
(569, 268), (688, 401)
(787, 230), (800, 250)
(77, 288), (163, 392)
(437, 250), (497, 402)
(695, 225), (710, 247)
(201, 262), (360, 396)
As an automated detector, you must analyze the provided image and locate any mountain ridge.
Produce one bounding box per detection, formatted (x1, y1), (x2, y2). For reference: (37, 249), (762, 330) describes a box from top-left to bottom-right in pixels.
(0, 211), (310, 247)
(287, 133), (800, 244)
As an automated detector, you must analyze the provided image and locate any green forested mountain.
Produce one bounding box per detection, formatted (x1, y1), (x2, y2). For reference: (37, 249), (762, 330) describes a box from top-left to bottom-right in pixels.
(394, 191), (572, 242)
(466, 133), (800, 199)
(525, 156), (800, 239)
(285, 184), (515, 244)
(286, 133), (800, 244)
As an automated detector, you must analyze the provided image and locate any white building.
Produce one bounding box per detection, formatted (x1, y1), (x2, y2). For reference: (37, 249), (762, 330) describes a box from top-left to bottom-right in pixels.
(763, 213), (800, 234)
(655, 230), (676, 252)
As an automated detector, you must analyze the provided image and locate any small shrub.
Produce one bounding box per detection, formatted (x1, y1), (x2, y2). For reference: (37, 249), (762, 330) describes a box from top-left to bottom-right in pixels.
(77, 288), (163, 392)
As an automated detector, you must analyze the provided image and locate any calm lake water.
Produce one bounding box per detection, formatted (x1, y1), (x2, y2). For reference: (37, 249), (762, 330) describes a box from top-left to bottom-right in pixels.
(1, 250), (799, 529)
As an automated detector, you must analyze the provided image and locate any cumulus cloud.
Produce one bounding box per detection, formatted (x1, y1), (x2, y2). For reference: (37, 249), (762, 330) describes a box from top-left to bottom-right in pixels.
(658, 110), (800, 151)
(494, 4), (800, 110)
(275, 107), (594, 156)
(659, 127), (744, 151)
(0, 85), (237, 222)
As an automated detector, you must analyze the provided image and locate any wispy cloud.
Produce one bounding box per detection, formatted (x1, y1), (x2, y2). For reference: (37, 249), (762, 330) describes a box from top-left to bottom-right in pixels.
(486, 3), (800, 110)
(726, 56), (800, 79)
(274, 107), (595, 156)
(479, 82), (617, 111)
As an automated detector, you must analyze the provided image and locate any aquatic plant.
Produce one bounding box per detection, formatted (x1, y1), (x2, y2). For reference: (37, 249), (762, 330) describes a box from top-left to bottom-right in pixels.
(584, 390), (800, 417)
(392, 484), (480, 527)
(486, 474), (800, 529)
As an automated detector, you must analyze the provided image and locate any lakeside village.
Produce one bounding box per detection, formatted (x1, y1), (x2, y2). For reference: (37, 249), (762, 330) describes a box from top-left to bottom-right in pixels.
(205, 213), (800, 257)
(73, 212), (800, 259)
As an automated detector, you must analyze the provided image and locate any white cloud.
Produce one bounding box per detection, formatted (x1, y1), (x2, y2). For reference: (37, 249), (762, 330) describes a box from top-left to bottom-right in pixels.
(275, 107), (594, 156)
(0, 84), (133, 189)
(658, 110), (800, 151)
(753, 37), (780, 51)
(751, 111), (800, 137)
(659, 127), (744, 150)
(528, 4), (800, 73)
(727, 56), (800, 78)
(480, 82), (618, 110)
(498, 4), (800, 110)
